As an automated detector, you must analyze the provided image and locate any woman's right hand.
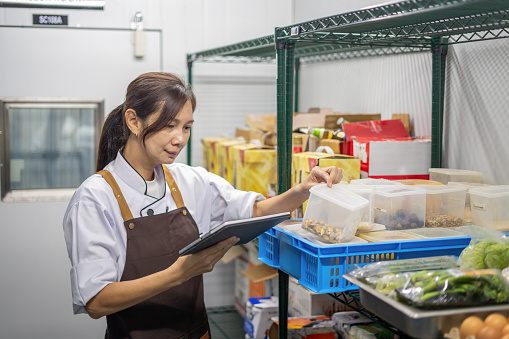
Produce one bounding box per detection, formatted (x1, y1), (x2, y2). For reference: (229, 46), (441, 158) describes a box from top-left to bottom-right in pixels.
(172, 236), (239, 284)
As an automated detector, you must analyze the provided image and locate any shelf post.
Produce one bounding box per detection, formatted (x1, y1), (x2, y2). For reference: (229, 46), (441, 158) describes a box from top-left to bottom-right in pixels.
(430, 37), (448, 168)
(294, 57), (300, 113)
(187, 57), (193, 166)
(276, 30), (295, 339)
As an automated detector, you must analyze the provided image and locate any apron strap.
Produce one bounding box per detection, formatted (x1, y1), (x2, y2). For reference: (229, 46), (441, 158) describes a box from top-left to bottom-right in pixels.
(162, 165), (185, 209)
(97, 170), (134, 222)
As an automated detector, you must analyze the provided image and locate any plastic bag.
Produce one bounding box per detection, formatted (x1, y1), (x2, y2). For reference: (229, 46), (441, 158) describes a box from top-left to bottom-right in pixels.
(349, 256), (458, 281)
(457, 225), (509, 270)
(394, 268), (509, 309)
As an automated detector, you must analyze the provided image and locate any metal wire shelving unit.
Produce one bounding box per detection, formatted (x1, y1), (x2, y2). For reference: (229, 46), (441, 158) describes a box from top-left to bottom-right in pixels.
(187, 1), (509, 337)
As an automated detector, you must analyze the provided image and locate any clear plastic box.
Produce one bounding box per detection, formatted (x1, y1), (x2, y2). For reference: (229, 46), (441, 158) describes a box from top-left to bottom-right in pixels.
(448, 182), (492, 222)
(429, 168), (482, 185)
(341, 184), (375, 229)
(395, 179), (442, 186)
(403, 227), (466, 239)
(302, 184), (369, 243)
(358, 231), (423, 242)
(351, 178), (403, 186)
(373, 186), (426, 230)
(469, 185), (509, 231)
(416, 185), (467, 228)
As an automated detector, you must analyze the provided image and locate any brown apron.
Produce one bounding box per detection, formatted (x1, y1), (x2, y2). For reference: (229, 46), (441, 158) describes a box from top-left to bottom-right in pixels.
(98, 166), (210, 339)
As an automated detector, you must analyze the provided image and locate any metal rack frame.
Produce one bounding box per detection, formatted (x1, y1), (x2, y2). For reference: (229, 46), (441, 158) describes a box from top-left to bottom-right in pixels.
(187, 1), (509, 337)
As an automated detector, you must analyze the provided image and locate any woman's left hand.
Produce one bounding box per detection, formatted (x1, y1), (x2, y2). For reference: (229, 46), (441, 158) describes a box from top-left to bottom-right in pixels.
(300, 166), (343, 194)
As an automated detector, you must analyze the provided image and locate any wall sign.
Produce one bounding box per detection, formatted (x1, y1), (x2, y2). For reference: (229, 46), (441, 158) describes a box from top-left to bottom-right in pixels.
(33, 14), (68, 26)
(0, 0), (104, 10)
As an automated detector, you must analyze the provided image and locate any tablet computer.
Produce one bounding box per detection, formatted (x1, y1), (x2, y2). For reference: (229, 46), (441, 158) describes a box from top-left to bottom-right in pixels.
(179, 212), (290, 256)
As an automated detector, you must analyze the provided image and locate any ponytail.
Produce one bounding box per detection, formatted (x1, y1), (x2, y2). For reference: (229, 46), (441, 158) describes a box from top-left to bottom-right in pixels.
(96, 105), (129, 171)
(95, 72), (196, 172)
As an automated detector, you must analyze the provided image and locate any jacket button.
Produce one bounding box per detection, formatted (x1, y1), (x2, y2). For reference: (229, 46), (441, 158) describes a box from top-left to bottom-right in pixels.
(128, 223), (135, 230)
(183, 210), (187, 216)
(147, 209), (154, 216)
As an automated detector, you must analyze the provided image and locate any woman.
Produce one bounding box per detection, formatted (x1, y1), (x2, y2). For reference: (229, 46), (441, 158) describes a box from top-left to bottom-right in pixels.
(63, 72), (342, 339)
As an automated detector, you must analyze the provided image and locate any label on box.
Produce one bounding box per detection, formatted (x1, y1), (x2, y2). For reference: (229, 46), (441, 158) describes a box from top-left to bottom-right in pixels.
(473, 203), (486, 211)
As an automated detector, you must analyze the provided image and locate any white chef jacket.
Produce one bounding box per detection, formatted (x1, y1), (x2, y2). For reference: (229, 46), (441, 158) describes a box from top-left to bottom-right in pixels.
(63, 151), (264, 314)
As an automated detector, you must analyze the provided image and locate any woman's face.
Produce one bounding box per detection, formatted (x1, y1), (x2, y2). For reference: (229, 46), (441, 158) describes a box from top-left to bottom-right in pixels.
(142, 99), (194, 166)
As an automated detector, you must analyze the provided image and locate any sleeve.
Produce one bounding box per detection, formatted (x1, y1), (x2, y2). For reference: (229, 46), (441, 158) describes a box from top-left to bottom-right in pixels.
(206, 171), (265, 228)
(63, 200), (121, 314)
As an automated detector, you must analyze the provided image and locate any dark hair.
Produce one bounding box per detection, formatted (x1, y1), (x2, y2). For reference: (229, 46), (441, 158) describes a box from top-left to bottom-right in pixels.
(96, 72), (196, 171)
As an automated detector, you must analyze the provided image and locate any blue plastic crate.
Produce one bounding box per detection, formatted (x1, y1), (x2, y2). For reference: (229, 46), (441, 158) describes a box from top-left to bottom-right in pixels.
(258, 226), (471, 294)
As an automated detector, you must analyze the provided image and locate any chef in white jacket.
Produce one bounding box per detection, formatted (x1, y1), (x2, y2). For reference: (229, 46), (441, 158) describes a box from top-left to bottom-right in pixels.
(63, 72), (342, 339)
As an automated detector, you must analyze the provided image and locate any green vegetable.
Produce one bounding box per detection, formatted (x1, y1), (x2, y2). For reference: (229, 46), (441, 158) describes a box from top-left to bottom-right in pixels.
(484, 243), (509, 270)
(460, 240), (493, 269)
(460, 240), (509, 270)
(395, 269), (509, 308)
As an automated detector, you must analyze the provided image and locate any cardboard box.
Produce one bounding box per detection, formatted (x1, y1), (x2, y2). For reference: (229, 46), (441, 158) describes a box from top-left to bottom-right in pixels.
(324, 113), (381, 130)
(235, 147), (277, 198)
(245, 114), (276, 133)
(292, 152), (360, 217)
(201, 137), (226, 173)
(343, 119), (410, 156)
(234, 254), (251, 317)
(235, 243), (279, 317)
(217, 139), (245, 184)
(235, 127), (266, 145)
(242, 242), (279, 299)
(392, 113), (413, 135)
(352, 137), (431, 179)
(243, 297), (279, 339)
(343, 119), (431, 179)
(231, 143), (259, 189)
(268, 316), (337, 339)
(289, 278), (350, 318)
(316, 139), (343, 155)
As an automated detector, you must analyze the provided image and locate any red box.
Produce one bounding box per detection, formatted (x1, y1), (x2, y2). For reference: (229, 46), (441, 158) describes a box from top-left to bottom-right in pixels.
(343, 120), (431, 179)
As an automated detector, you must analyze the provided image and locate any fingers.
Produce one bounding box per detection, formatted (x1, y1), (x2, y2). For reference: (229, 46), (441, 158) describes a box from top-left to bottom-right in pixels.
(325, 166), (343, 185)
(311, 166), (343, 187)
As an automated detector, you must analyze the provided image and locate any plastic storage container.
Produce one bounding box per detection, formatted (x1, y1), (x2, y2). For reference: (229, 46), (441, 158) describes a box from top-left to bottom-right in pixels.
(417, 185), (467, 228)
(396, 179), (442, 186)
(469, 185), (509, 231)
(351, 178), (403, 186)
(373, 186), (426, 230)
(302, 184), (369, 243)
(341, 184), (375, 229)
(448, 182), (491, 222)
(403, 227), (465, 239)
(358, 231), (423, 242)
(429, 168), (482, 185)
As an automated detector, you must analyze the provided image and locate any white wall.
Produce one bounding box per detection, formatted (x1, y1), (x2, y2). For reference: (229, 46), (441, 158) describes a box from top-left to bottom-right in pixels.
(0, 1), (292, 338)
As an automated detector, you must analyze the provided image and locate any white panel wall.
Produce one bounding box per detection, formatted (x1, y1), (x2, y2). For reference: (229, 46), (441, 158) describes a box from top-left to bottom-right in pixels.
(443, 39), (509, 184)
(297, 52), (432, 137)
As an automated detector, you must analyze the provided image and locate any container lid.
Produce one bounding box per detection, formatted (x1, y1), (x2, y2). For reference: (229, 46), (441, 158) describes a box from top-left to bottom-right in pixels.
(415, 185), (467, 195)
(403, 228), (465, 238)
(359, 231), (423, 242)
(396, 179), (442, 186)
(374, 185), (426, 197)
(309, 184), (369, 210)
(350, 178), (403, 186)
(341, 184), (376, 193)
(429, 168), (482, 177)
(469, 185), (509, 198)
(448, 182), (491, 189)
